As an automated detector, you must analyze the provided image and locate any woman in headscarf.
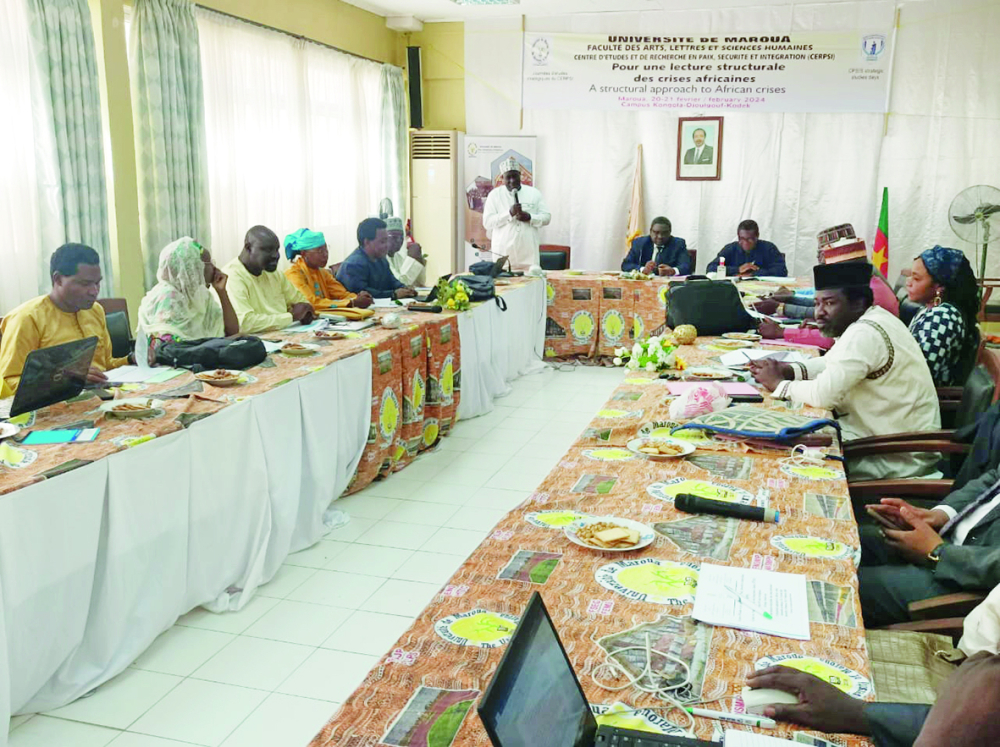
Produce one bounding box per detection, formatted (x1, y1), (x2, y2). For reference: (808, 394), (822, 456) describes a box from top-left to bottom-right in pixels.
(906, 245), (980, 386)
(283, 228), (373, 311)
(136, 237), (239, 366)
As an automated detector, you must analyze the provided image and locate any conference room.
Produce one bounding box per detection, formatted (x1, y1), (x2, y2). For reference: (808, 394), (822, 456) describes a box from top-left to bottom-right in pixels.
(1, 0), (1000, 745)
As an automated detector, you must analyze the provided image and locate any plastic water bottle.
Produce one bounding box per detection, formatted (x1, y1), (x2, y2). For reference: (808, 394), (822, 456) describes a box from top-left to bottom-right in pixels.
(716, 256), (726, 280)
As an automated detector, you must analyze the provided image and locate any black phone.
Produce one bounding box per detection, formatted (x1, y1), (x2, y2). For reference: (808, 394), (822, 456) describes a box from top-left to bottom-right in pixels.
(729, 394), (764, 403)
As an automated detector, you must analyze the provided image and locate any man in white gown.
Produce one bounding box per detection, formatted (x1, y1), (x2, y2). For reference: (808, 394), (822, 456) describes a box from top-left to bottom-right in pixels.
(482, 157), (551, 271)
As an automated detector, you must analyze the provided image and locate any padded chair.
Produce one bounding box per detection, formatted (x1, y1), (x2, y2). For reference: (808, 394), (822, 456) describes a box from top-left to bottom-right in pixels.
(104, 311), (133, 360)
(539, 245), (570, 271)
(97, 297), (129, 318)
(687, 249), (697, 274)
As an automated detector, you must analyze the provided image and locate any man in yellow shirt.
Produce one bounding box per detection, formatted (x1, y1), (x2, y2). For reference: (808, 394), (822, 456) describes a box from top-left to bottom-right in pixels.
(283, 228), (373, 312)
(222, 226), (315, 334)
(0, 243), (129, 395)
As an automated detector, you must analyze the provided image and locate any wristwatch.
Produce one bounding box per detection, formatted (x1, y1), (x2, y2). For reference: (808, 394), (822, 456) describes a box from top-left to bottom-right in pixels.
(926, 542), (946, 565)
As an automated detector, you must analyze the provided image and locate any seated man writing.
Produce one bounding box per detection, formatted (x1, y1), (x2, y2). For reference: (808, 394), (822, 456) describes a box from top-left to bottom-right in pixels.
(745, 586), (1000, 746)
(223, 225), (315, 334)
(0, 243), (129, 395)
(859, 469), (1000, 626)
(283, 228), (373, 312)
(706, 219), (787, 277)
(620, 217), (691, 276)
(385, 217), (426, 287)
(337, 218), (417, 300)
(749, 262), (940, 481)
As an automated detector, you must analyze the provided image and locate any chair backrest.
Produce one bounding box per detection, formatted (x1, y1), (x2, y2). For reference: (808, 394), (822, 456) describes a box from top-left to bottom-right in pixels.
(687, 249), (697, 273)
(97, 297), (129, 318)
(539, 245), (570, 271)
(105, 311), (133, 359)
(954, 363), (995, 431)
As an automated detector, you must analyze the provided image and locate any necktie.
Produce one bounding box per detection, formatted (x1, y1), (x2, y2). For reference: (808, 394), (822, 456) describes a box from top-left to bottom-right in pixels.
(941, 474), (1000, 536)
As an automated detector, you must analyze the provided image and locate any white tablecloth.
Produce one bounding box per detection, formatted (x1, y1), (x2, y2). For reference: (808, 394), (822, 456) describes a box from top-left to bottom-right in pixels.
(0, 277), (546, 737)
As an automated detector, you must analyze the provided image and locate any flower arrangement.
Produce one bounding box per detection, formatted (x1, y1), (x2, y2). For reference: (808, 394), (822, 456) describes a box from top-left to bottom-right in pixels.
(613, 335), (687, 372)
(436, 278), (471, 310)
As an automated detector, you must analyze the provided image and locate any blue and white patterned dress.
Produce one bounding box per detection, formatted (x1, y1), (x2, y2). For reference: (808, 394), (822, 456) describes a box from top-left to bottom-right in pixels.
(908, 303), (967, 386)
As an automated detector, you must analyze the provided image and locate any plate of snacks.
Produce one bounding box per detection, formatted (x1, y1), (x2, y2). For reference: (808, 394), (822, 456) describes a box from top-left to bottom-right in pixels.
(100, 398), (163, 418)
(565, 516), (655, 552)
(313, 329), (350, 341)
(684, 367), (732, 381)
(195, 369), (243, 387)
(627, 437), (695, 460)
(707, 338), (755, 350)
(721, 332), (762, 342)
(279, 342), (320, 357)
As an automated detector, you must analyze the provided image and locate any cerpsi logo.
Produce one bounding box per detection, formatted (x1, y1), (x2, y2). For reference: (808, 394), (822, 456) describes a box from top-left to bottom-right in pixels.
(467, 142), (478, 156)
(861, 34), (886, 60)
(531, 37), (551, 65)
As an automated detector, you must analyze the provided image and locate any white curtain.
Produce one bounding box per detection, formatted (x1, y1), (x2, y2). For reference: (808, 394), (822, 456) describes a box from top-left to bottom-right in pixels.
(196, 8), (402, 267)
(380, 65), (409, 225)
(0, 0), (45, 315)
(466, 0), (1000, 281)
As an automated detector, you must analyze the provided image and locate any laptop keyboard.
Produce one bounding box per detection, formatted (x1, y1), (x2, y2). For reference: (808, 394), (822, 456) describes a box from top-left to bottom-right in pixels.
(595, 726), (717, 746)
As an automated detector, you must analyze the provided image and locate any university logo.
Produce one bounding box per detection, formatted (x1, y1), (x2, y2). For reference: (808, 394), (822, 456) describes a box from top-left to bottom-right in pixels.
(861, 34), (886, 60)
(467, 142), (478, 156)
(531, 37), (551, 65)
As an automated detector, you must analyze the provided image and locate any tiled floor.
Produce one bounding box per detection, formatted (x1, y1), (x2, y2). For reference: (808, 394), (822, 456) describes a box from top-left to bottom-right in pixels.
(10, 365), (623, 747)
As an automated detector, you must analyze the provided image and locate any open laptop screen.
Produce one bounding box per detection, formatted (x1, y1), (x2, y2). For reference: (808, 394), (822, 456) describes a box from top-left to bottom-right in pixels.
(478, 593), (597, 747)
(10, 336), (98, 417)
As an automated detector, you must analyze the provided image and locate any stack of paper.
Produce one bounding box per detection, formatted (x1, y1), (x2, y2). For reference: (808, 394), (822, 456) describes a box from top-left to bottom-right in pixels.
(719, 349), (810, 368)
(103, 366), (185, 385)
(692, 564), (811, 640)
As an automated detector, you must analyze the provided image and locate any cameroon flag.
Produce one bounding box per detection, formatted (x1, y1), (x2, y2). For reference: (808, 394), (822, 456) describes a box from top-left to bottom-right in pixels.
(873, 188), (889, 278)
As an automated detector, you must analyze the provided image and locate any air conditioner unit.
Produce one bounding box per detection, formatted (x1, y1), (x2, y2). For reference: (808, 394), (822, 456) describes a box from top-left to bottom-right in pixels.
(410, 130), (464, 282)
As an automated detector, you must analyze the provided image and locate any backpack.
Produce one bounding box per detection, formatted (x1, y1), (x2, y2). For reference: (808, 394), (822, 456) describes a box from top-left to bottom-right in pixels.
(459, 276), (508, 310)
(665, 278), (756, 336)
(154, 336), (268, 372)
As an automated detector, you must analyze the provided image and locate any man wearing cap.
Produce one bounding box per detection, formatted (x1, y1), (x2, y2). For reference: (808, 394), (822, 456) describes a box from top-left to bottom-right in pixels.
(385, 217), (426, 287)
(749, 262), (940, 481)
(482, 157), (551, 271)
(283, 228), (373, 312)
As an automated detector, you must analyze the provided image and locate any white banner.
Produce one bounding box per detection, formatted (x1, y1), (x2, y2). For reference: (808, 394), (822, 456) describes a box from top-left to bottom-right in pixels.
(462, 135), (537, 269)
(523, 30), (893, 113)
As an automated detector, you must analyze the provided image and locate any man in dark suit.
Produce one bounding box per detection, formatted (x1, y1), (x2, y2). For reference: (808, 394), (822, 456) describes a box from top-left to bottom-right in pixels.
(683, 128), (714, 165)
(746, 650), (1000, 747)
(706, 219), (787, 277)
(860, 467), (1000, 626)
(620, 217), (691, 275)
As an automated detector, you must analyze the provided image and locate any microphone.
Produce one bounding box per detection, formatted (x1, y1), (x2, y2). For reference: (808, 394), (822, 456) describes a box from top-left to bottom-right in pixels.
(674, 493), (779, 524)
(512, 188), (520, 205)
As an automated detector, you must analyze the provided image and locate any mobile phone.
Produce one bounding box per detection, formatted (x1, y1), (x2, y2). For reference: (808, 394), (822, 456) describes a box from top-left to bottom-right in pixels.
(22, 428), (100, 445)
(865, 505), (912, 530)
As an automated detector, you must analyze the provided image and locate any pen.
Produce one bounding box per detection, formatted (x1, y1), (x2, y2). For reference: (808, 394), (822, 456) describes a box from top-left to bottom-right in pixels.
(684, 707), (776, 729)
(723, 584), (773, 620)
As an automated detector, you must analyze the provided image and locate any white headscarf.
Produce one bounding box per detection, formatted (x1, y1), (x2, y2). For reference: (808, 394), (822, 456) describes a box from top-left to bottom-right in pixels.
(137, 237), (224, 341)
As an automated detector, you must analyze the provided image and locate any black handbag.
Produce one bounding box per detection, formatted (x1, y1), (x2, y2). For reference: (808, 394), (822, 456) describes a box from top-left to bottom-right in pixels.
(458, 275), (508, 311)
(665, 278), (756, 336)
(154, 336), (267, 372)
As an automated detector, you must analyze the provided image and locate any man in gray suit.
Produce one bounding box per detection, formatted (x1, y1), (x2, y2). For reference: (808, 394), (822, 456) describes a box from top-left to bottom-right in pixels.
(860, 467), (1000, 626)
(683, 128), (714, 165)
(747, 650), (1000, 747)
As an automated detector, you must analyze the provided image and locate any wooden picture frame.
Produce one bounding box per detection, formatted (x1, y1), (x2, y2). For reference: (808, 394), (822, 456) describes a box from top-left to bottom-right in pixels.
(676, 116), (723, 181)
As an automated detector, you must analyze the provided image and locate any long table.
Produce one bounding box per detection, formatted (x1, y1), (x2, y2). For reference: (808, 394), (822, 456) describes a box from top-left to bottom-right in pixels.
(309, 338), (874, 747)
(0, 278), (545, 739)
(543, 271), (793, 360)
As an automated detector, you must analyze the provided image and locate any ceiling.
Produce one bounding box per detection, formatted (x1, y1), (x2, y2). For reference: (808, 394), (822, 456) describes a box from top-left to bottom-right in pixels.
(340, 0), (881, 24)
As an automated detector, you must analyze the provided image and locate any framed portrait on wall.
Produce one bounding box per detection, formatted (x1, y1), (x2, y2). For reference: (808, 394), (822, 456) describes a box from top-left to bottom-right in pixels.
(676, 117), (723, 181)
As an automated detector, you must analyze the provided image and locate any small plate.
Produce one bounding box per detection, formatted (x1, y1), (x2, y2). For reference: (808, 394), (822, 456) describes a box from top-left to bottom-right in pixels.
(627, 437), (696, 460)
(195, 369), (243, 387)
(564, 516), (656, 552)
(279, 342), (320, 357)
(708, 338), (755, 350)
(0, 422), (20, 440)
(684, 367), (733, 381)
(722, 332), (762, 342)
(100, 398), (164, 418)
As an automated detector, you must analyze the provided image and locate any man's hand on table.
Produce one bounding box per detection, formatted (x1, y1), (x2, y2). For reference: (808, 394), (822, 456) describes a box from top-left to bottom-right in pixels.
(747, 358), (792, 391)
(350, 291), (374, 309)
(738, 262), (760, 276)
(746, 667), (871, 735)
(753, 299), (780, 315)
(758, 320), (784, 339)
(86, 366), (109, 385)
(642, 261), (657, 275)
(657, 264), (677, 277)
(395, 287), (417, 299)
(291, 303), (315, 324)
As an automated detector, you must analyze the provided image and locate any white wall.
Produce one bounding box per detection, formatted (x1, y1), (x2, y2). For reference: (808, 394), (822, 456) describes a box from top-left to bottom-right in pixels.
(465, 0), (1000, 279)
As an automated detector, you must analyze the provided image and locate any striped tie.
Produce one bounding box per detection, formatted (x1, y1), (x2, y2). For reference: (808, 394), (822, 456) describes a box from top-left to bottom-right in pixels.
(941, 474), (1000, 536)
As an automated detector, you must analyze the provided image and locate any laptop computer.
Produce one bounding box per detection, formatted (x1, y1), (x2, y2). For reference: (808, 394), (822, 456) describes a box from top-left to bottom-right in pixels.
(478, 592), (715, 747)
(420, 274), (453, 303)
(9, 337), (98, 417)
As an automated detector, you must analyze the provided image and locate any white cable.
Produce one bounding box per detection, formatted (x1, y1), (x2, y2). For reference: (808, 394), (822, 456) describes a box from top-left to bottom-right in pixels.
(780, 443), (829, 469)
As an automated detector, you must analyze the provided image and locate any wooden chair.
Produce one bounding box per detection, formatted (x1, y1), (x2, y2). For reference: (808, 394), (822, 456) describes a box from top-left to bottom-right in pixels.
(97, 298), (133, 360)
(539, 245), (571, 271)
(97, 298), (129, 318)
(882, 591), (988, 644)
(979, 277), (1000, 323)
(687, 249), (697, 273)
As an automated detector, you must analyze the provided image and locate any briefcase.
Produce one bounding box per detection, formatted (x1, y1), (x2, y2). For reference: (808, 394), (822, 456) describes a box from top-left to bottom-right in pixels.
(665, 278), (756, 336)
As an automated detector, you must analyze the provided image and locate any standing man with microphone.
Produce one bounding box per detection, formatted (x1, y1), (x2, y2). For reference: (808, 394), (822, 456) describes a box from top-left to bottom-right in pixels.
(482, 157), (551, 271)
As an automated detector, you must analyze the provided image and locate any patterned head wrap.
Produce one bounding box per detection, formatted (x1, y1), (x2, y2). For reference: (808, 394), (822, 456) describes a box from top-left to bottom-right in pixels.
(384, 217), (404, 232)
(284, 228), (326, 261)
(919, 245), (965, 286)
(500, 157), (520, 175)
(137, 237), (223, 341)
